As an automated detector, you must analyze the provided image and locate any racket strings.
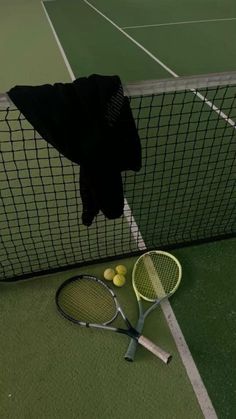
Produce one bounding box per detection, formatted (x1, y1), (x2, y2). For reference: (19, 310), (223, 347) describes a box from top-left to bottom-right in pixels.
(134, 254), (180, 300)
(57, 278), (117, 324)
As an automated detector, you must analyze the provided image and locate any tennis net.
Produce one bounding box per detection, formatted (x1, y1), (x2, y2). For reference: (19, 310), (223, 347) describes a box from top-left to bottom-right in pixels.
(1, 72), (236, 281)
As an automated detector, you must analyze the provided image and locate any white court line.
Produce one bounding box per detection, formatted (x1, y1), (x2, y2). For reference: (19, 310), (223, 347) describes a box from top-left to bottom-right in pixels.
(42, 1), (218, 417)
(82, 0), (236, 133)
(192, 89), (236, 129)
(81, 2), (219, 418)
(41, 1), (146, 249)
(83, 0), (178, 77)
(123, 17), (236, 30)
(41, 2), (75, 80)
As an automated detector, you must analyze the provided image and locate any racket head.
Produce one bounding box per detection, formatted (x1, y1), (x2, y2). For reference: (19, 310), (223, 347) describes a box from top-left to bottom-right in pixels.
(55, 274), (118, 326)
(132, 250), (182, 302)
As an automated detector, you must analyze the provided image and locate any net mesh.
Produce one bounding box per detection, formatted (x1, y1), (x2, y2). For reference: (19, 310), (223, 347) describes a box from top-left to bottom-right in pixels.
(1, 72), (236, 281)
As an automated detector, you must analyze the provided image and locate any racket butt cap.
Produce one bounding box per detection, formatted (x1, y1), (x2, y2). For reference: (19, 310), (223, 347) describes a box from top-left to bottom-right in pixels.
(124, 353), (172, 363)
(124, 356), (134, 362)
(166, 354), (172, 364)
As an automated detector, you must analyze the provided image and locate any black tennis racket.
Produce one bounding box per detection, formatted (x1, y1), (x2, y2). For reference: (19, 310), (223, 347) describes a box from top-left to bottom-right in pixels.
(55, 274), (171, 364)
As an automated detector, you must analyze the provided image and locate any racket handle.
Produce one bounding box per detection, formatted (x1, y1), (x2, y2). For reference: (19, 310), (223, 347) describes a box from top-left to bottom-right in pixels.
(138, 335), (172, 364)
(124, 338), (138, 362)
(124, 317), (144, 362)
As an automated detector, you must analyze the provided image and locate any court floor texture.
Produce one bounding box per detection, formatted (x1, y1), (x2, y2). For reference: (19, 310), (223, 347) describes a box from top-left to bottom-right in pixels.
(0, 1), (236, 418)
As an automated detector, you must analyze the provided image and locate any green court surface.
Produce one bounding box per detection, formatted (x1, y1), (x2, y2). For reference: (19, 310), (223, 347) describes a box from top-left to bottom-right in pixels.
(172, 239), (236, 419)
(1, 0), (236, 418)
(44, 0), (236, 81)
(1, 240), (236, 418)
(0, 257), (203, 419)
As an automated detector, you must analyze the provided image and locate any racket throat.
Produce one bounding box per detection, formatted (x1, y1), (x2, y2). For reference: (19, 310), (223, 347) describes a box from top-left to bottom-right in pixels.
(117, 327), (139, 340)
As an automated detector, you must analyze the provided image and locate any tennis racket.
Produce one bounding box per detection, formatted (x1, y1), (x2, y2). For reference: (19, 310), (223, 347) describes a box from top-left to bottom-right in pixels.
(55, 274), (172, 364)
(124, 251), (182, 362)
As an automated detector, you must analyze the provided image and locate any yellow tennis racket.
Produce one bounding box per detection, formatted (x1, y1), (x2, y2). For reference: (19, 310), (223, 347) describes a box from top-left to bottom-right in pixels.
(125, 251), (182, 362)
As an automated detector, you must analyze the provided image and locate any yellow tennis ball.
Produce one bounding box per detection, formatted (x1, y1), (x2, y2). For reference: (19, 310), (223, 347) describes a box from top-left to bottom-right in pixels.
(113, 274), (126, 287)
(104, 268), (115, 281)
(115, 265), (127, 276)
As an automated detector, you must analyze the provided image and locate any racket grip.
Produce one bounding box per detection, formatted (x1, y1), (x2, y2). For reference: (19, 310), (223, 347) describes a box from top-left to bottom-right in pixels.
(138, 335), (172, 364)
(124, 337), (139, 362)
(124, 317), (144, 362)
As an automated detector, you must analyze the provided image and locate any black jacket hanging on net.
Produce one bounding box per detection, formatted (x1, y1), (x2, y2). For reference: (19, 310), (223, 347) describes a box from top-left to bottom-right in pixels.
(8, 74), (141, 226)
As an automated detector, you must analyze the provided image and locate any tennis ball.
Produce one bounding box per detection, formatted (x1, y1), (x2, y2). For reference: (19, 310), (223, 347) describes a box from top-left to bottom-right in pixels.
(113, 274), (126, 287)
(104, 268), (115, 281)
(115, 265), (127, 276)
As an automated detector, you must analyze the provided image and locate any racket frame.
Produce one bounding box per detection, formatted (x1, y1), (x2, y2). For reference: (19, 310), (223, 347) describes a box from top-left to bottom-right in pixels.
(56, 274), (171, 363)
(56, 275), (135, 334)
(125, 251), (182, 362)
